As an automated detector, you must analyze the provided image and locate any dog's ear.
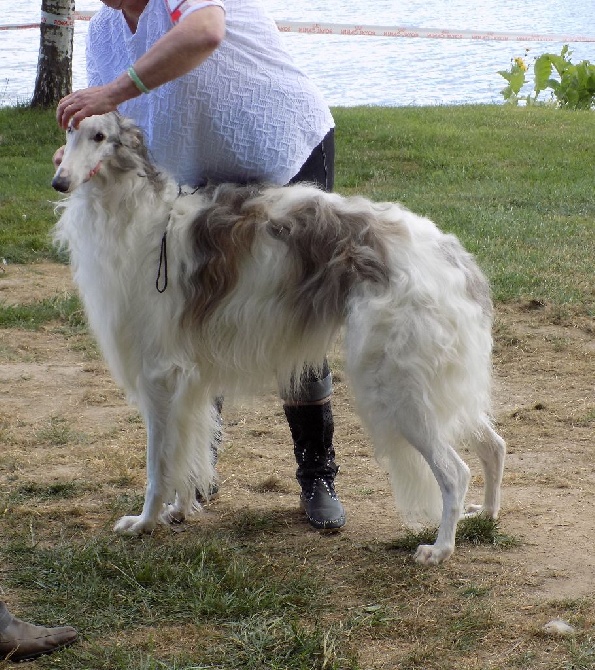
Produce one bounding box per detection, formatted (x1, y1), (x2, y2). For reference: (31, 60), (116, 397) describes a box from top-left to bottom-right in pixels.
(110, 115), (148, 171)
(116, 115), (144, 151)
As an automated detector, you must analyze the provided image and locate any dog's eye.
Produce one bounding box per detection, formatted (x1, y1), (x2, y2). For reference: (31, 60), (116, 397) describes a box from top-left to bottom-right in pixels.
(93, 132), (106, 143)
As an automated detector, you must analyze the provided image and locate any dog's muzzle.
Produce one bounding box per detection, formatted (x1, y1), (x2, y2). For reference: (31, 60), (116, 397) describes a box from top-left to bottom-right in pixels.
(52, 170), (71, 193)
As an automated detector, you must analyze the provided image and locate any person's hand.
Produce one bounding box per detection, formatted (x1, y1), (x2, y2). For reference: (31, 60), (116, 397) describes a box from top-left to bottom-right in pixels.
(56, 85), (121, 129)
(52, 146), (65, 170)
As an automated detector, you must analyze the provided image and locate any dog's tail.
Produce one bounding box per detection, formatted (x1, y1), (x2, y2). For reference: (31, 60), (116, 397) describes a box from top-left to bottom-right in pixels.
(374, 432), (444, 528)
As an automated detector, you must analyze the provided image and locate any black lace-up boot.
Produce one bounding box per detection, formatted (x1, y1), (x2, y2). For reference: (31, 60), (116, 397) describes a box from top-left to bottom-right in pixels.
(284, 400), (346, 530)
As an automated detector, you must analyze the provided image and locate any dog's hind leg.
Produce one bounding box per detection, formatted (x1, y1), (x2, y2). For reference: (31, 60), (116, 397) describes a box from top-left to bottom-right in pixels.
(387, 416), (471, 565)
(464, 417), (506, 520)
(356, 397), (471, 565)
(410, 440), (471, 565)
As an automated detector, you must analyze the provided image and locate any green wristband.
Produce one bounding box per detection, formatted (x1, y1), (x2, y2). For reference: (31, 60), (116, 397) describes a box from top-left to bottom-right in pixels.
(127, 66), (151, 94)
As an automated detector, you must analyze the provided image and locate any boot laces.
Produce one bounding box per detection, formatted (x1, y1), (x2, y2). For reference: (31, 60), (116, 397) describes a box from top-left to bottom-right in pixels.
(301, 469), (339, 501)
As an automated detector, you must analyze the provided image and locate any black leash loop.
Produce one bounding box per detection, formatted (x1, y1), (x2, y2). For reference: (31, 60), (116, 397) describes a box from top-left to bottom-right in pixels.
(156, 231), (168, 293)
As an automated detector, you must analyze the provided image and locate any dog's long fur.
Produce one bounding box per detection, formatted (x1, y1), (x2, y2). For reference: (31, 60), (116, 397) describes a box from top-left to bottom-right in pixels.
(52, 112), (505, 564)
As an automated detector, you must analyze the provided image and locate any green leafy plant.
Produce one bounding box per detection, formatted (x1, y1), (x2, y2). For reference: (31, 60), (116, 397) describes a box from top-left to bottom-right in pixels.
(499, 45), (595, 109)
(499, 53), (530, 105)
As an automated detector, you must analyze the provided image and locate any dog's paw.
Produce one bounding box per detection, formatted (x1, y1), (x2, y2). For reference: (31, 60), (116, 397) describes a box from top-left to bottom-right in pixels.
(161, 505), (186, 525)
(414, 543), (453, 565)
(463, 504), (484, 518)
(160, 495), (201, 525)
(113, 515), (157, 535)
(463, 504), (498, 519)
(160, 503), (199, 525)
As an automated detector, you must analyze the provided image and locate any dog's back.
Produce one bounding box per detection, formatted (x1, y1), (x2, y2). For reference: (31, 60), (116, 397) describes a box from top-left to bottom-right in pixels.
(174, 183), (391, 326)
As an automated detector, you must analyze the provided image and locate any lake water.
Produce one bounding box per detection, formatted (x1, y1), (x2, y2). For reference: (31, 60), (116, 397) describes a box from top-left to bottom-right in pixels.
(1, 0), (595, 107)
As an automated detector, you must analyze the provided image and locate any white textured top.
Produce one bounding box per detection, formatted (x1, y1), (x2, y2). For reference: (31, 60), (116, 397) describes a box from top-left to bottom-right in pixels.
(164, 0), (226, 23)
(86, 0), (334, 186)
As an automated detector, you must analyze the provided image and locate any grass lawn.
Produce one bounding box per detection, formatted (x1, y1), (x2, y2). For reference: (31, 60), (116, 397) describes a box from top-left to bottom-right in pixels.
(0, 104), (593, 669)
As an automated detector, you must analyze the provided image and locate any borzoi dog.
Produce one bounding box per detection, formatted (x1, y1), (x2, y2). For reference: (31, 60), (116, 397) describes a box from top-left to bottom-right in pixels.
(52, 112), (505, 565)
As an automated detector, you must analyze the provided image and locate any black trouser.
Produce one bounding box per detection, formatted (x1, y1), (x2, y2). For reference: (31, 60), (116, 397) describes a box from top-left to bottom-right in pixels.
(288, 128), (335, 192)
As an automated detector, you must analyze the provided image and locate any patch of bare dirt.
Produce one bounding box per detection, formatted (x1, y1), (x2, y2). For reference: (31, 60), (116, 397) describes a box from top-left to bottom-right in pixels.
(0, 263), (594, 668)
(0, 263), (73, 306)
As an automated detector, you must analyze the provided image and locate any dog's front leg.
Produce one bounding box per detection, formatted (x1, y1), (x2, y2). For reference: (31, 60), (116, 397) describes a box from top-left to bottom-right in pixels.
(114, 373), (172, 536)
(160, 384), (218, 524)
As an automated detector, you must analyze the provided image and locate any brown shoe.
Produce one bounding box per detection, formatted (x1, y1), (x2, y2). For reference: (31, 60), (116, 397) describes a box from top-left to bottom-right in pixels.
(0, 603), (77, 662)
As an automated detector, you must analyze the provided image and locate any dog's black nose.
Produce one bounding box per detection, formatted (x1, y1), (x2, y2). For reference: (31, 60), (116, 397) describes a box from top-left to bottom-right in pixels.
(51, 175), (70, 192)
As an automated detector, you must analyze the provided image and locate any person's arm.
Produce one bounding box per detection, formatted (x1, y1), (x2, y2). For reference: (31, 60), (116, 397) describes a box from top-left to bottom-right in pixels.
(56, 5), (225, 129)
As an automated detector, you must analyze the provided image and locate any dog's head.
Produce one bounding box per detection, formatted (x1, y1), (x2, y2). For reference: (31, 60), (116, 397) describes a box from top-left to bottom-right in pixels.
(51, 112), (146, 193)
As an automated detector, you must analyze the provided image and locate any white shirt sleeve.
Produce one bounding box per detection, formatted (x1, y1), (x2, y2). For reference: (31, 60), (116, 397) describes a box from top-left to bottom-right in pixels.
(163, 0), (225, 24)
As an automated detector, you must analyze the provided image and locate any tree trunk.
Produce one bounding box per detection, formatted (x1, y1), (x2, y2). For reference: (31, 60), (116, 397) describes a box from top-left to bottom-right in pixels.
(31, 0), (75, 108)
